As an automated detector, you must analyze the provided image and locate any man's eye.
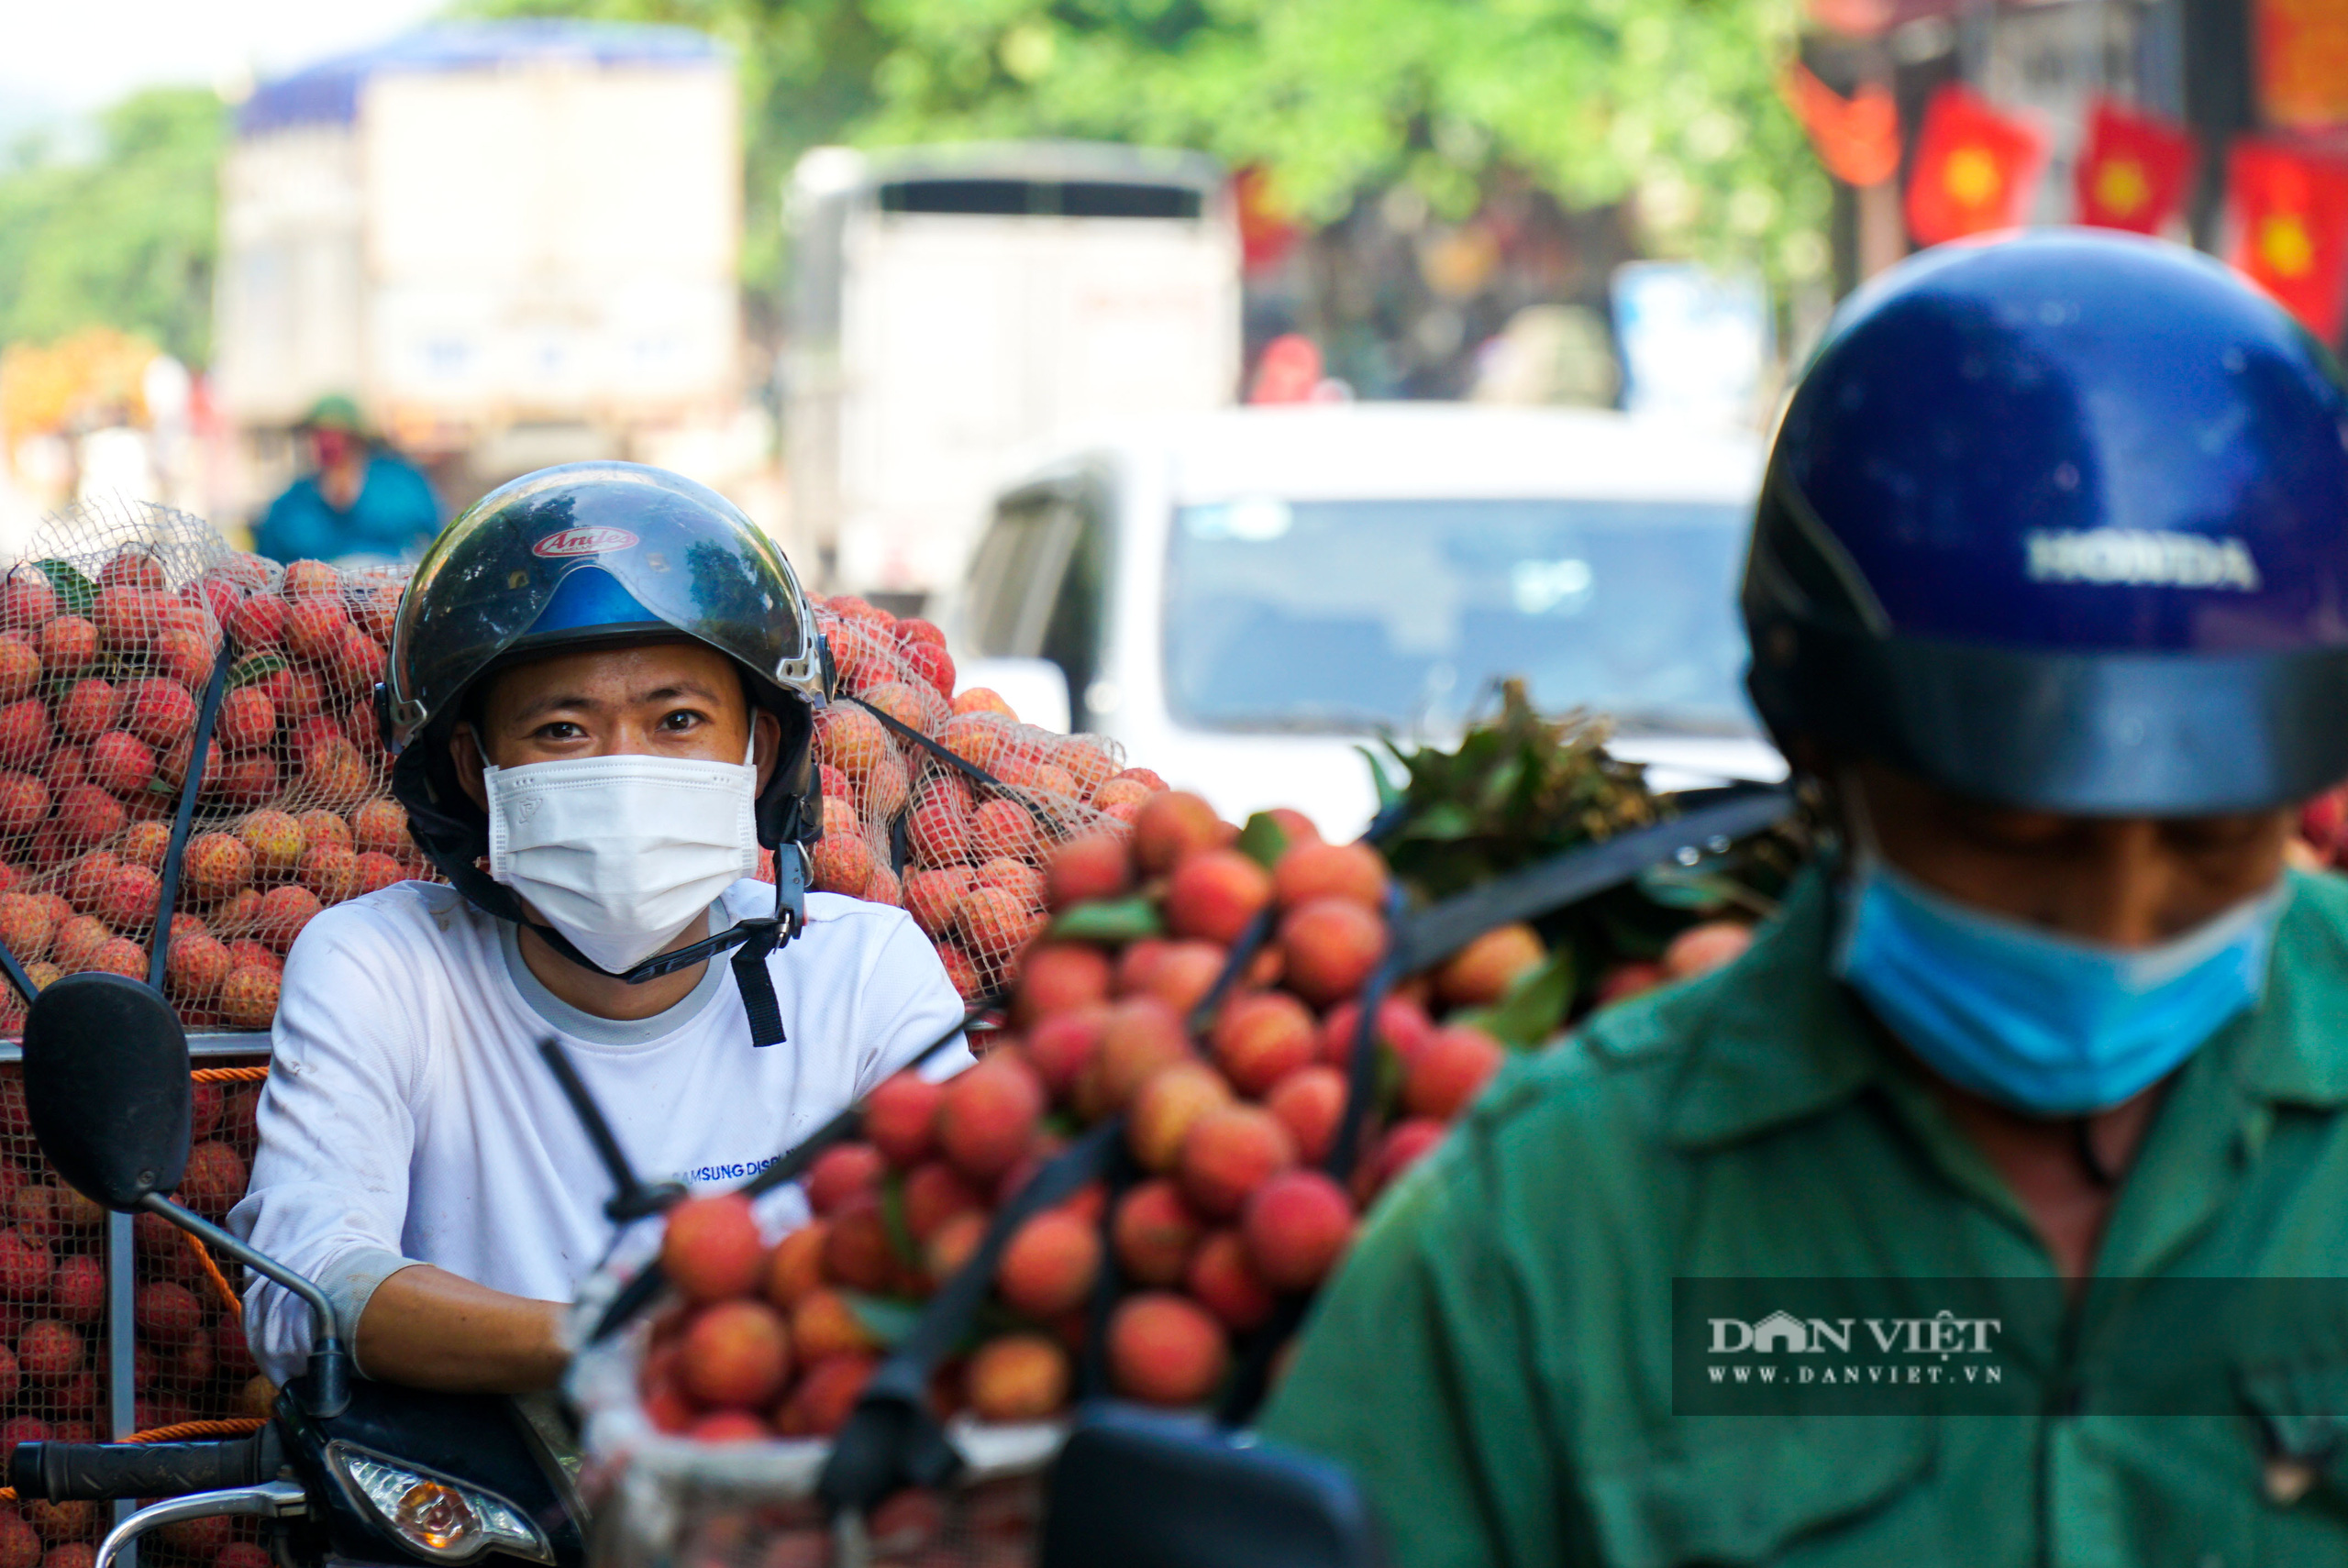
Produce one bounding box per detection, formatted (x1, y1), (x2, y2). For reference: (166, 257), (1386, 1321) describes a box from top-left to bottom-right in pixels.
(535, 722), (584, 741)
(661, 710), (701, 731)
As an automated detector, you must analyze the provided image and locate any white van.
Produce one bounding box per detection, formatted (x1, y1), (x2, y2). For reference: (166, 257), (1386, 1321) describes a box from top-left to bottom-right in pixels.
(944, 404), (1784, 837)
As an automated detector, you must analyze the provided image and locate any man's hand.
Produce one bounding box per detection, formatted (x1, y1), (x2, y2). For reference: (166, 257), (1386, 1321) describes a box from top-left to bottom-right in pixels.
(356, 1265), (569, 1393)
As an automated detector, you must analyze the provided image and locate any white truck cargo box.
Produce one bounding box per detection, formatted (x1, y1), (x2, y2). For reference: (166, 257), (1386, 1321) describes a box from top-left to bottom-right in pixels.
(216, 22), (738, 452)
(787, 143), (1240, 602)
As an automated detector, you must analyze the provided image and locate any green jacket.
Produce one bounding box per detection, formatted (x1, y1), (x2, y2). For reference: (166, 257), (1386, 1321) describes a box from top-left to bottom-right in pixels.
(1260, 868), (2348, 1568)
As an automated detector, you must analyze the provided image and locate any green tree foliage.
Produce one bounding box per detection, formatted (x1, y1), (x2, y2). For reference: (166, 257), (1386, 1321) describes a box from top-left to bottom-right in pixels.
(0, 89), (227, 364)
(472, 0), (1828, 289)
(854, 0), (1829, 282)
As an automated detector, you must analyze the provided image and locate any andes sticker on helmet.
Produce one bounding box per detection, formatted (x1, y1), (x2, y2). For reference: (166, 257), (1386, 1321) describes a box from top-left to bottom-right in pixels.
(532, 525), (640, 558)
(2023, 529), (2262, 591)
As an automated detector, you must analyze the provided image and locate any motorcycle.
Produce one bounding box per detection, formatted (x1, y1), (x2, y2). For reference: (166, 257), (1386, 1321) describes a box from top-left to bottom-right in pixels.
(0, 970), (1372, 1568)
(4, 971), (586, 1568)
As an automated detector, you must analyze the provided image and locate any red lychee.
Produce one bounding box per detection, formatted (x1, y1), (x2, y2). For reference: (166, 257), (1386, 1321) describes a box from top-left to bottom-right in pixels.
(255, 885), (323, 954)
(1133, 791), (1224, 875)
(55, 786), (126, 849)
(1265, 1064), (1347, 1165)
(1047, 833), (1133, 908)
(1210, 990), (1318, 1097)
(804, 1142), (883, 1216)
(215, 687), (275, 752)
(123, 679), (197, 749)
(183, 832), (254, 900)
(1272, 838), (1389, 911)
(660, 1193), (766, 1304)
(298, 845), (359, 905)
(85, 732), (154, 798)
(1012, 943), (1112, 1025)
(0, 638), (39, 705)
(1106, 1293), (1227, 1408)
(1184, 1228), (1277, 1331)
(1166, 849), (1274, 945)
(227, 594), (286, 651)
(1178, 1104), (1297, 1218)
(1240, 1169), (1356, 1292)
(34, 617), (94, 679)
(1278, 896), (1387, 1005)
(1402, 1025), (1506, 1121)
(679, 1299), (792, 1408)
(995, 1209), (1100, 1318)
(93, 864), (161, 930)
(218, 966), (280, 1030)
(0, 774), (48, 834)
(862, 1071), (945, 1167)
(936, 1054), (1046, 1182)
(1113, 1178), (1205, 1286)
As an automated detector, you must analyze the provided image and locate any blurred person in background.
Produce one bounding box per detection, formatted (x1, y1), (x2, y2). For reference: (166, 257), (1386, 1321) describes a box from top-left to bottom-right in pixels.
(256, 393), (441, 566)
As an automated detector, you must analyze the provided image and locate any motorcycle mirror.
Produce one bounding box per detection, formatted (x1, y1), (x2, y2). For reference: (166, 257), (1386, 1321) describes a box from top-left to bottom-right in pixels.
(21, 973), (192, 1212)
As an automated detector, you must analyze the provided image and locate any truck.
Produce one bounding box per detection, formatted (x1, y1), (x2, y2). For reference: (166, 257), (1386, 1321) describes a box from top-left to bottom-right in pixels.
(212, 21), (741, 512)
(784, 140), (1241, 610)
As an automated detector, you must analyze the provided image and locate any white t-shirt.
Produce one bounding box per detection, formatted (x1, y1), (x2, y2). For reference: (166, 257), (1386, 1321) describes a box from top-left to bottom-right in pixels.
(228, 879), (969, 1384)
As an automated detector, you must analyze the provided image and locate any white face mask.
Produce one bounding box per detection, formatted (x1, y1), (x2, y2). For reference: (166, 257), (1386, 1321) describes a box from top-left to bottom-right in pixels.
(484, 741), (760, 973)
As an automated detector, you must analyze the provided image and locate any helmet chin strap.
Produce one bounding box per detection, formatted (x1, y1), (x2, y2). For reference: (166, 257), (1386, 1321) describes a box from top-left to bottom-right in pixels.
(442, 847), (806, 1048)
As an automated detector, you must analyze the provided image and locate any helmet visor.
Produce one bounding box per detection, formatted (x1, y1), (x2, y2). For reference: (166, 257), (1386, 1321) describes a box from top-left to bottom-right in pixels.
(1752, 623), (2348, 815)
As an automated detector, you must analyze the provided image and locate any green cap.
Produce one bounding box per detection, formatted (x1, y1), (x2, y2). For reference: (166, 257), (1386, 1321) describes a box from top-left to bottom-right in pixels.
(301, 393), (364, 434)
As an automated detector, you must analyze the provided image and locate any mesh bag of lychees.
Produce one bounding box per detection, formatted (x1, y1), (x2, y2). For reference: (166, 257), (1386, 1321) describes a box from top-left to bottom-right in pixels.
(0, 502), (438, 1036)
(564, 782), (1556, 1568)
(569, 1209), (1059, 1568)
(804, 596), (1161, 1010)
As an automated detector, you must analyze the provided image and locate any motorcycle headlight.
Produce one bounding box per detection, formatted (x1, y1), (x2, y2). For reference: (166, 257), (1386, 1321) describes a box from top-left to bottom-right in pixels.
(327, 1441), (554, 1565)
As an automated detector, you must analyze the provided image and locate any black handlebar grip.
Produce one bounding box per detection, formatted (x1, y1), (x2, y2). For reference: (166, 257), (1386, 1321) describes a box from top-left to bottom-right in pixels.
(10, 1433), (273, 1502)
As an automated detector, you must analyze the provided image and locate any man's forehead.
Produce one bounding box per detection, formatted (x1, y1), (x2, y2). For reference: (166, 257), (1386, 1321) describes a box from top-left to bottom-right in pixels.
(481, 637), (742, 711)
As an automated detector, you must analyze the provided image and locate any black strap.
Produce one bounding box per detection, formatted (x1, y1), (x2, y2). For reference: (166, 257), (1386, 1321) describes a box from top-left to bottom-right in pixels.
(0, 936), (37, 1009)
(585, 991), (1003, 1344)
(499, 845), (807, 1052)
(149, 641), (235, 991)
(845, 695), (1065, 834)
(731, 926), (787, 1047)
(1186, 903), (1279, 1037)
(819, 1120), (1124, 1517)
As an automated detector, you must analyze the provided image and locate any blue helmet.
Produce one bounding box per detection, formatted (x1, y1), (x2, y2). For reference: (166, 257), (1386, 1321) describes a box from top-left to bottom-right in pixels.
(1744, 230), (2348, 815)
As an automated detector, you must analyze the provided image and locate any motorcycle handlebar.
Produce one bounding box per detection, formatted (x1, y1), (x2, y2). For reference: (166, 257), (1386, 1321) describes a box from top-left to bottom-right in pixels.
(10, 1431), (277, 1502)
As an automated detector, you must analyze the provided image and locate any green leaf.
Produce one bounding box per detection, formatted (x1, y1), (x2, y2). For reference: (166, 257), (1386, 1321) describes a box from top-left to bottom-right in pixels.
(877, 1173), (923, 1272)
(1410, 801), (1477, 842)
(839, 1290), (926, 1348)
(1048, 895), (1162, 944)
(1236, 812), (1290, 869)
(1361, 745), (1404, 812)
(1637, 865), (1741, 911)
(227, 653), (286, 689)
(33, 560), (94, 619)
(1450, 949), (1576, 1048)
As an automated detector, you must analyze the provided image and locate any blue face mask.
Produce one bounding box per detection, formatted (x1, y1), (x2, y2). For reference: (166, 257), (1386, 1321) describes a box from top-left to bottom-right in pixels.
(1832, 859), (2291, 1115)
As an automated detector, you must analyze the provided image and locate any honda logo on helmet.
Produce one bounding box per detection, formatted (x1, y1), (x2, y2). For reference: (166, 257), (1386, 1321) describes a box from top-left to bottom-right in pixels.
(532, 525), (639, 558)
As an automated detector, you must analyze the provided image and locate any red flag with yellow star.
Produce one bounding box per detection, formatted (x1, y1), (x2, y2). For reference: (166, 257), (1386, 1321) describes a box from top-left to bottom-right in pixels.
(1905, 84), (2048, 247)
(2074, 98), (2197, 234)
(2229, 138), (2348, 342)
